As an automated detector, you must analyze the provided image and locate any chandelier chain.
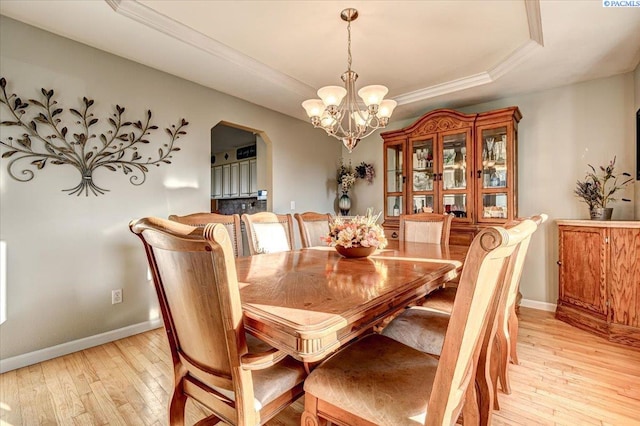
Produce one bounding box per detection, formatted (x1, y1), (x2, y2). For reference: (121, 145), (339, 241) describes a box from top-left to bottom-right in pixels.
(347, 19), (352, 72)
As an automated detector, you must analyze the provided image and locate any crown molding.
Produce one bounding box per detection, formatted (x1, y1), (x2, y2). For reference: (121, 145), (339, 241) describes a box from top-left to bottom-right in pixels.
(395, 0), (544, 105)
(394, 73), (493, 105)
(105, 0), (314, 97)
(105, 0), (544, 108)
(488, 38), (543, 81)
(526, 0), (544, 46)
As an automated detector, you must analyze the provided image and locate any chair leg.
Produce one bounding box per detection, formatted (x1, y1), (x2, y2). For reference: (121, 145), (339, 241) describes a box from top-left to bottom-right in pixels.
(462, 383), (480, 426)
(302, 394), (328, 426)
(508, 306), (519, 365)
(494, 325), (511, 396)
(489, 339), (501, 410)
(168, 379), (188, 426)
(476, 338), (497, 426)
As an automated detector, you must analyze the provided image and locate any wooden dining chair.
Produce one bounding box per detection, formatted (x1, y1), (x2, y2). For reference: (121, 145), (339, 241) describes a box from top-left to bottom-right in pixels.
(129, 218), (306, 426)
(399, 212), (453, 245)
(381, 216), (544, 425)
(418, 215), (546, 365)
(168, 212), (243, 257)
(302, 224), (525, 426)
(294, 212), (331, 248)
(241, 212), (295, 255)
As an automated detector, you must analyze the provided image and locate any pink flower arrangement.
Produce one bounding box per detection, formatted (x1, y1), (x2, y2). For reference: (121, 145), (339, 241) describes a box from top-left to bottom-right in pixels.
(323, 209), (388, 249)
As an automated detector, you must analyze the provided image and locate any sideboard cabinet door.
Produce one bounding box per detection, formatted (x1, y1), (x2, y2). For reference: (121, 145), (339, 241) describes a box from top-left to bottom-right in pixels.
(557, 221), (640, 348)
(608, 227), (640, 345)
(558, 226), (607, 316)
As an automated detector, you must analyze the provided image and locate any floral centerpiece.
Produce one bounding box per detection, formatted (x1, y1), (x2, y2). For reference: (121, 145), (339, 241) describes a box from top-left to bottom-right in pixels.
(574, 156), (632, 220)
(323, 209), (388, 258)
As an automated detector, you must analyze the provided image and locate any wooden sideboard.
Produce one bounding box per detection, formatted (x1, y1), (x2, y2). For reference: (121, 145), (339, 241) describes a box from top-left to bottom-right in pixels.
(556, 220), (640, 348)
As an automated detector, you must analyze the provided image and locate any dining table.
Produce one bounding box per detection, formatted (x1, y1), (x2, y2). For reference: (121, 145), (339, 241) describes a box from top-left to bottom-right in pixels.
(236, 241), (467, 364)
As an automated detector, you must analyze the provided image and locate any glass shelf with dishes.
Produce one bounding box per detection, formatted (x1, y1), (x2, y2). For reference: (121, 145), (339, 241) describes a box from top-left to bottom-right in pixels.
(482, 193), (508, 219)
(480, 127), (508, 189)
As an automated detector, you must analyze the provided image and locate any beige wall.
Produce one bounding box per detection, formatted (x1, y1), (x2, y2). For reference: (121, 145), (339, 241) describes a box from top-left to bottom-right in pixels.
(345, 72), (637, 305)
(0, 17), (340, 363)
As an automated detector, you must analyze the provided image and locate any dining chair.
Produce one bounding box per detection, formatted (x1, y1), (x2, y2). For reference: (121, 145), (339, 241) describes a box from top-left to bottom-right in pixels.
(129, 218), (306, 426)
(241, 212), (295, 255)
(381, 216), (544, 425)
(418, 215), (547, 365)
(302, 223), (526, 426)
(399, 212), (453, 245)
(168, 212), (243, 257)
(294, 212), (331, 248)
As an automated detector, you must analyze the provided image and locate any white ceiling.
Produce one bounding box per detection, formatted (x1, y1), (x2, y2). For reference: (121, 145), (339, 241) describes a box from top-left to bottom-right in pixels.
(1, 0), (639, 126)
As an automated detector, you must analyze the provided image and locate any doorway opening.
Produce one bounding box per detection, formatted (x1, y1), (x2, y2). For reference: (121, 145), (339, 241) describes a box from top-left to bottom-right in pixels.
(210, 121), (271, 215)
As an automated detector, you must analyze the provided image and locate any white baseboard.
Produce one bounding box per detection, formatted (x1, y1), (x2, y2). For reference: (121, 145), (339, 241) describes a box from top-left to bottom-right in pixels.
(0, 318), (163, 373)
(520, 298), (556, 312)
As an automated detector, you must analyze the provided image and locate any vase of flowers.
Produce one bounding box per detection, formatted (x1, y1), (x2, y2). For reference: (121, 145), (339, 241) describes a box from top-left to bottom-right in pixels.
(574, 156), (632, 221)
(336, 159), (375, 216)
(323, 209), (388, 258)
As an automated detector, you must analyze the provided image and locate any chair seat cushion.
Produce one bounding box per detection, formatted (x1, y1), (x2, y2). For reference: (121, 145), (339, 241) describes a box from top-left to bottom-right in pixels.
(381, 307), (450, 356)
(252, 355), (306, 409)
(304, 334), (438, 426)
(419, 286), (457, 314)
(211, 334), (306, 411)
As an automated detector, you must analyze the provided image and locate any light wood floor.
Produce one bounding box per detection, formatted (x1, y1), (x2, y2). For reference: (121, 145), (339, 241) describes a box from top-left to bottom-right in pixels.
(2, 308), (639, 425)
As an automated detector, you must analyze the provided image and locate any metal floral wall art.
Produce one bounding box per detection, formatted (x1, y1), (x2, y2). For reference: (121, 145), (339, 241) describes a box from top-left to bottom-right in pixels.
(0, 77), (188, 196)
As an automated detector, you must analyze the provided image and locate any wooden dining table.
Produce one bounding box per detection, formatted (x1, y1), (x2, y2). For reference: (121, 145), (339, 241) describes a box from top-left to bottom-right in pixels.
(236, 242), (467, 363)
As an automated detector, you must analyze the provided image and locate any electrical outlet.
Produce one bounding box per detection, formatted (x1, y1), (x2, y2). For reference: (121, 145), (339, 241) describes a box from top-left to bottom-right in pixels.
(112, 289), (123, 304)
(290, 201), (295, 210)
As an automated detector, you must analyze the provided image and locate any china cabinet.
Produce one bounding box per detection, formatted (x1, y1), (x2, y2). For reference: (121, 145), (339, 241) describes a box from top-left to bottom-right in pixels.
(556, 220), (640, 348)
(381, 107), (521, 245)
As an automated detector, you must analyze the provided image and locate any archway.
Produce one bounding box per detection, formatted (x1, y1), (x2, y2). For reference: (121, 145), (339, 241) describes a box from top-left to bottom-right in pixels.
(210, 121), (272, 214)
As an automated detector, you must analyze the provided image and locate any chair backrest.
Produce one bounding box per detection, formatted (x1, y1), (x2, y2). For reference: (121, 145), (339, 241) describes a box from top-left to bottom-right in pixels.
(168, 212), (243, 257)
(500, 214), (547, 333)
(426, 220), (537, 425)
(399, 212), (453, 245)
(294, 212), (331, 248)
(130, 217), (258, 424)
(241, 212), (295, 255)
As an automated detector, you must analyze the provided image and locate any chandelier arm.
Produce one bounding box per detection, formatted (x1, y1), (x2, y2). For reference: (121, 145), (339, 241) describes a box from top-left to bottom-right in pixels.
(302, 8), (394, 151)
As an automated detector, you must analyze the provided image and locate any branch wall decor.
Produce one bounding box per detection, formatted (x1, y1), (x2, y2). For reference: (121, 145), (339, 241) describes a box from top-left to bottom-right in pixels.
(0, 77), (189, 196)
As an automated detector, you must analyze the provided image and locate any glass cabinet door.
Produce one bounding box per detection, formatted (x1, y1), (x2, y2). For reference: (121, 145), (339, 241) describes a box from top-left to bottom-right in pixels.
(386, 144), (403, 194)
(481, 127), (508, 190)
(478, 125), (511, 221)
(409, 137), (435, 213)
(385, 143), (403, 217)
(440, 131), (471, 220)
(442, 134), (467, 191)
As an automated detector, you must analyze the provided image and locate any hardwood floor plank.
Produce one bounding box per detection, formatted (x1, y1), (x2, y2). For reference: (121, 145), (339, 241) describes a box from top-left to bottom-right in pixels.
(2, 308), (640, 426)
(88, 381), (128, 426)
(41, 357), (85, 422)
(0, 370), (23, 425)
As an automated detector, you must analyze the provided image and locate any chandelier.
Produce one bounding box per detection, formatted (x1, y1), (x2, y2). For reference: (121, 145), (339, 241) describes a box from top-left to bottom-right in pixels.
(301, 8), (397, 153)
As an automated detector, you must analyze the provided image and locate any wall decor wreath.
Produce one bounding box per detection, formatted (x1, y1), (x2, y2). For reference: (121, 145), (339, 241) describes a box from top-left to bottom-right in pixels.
(0, 77), (188, 196)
